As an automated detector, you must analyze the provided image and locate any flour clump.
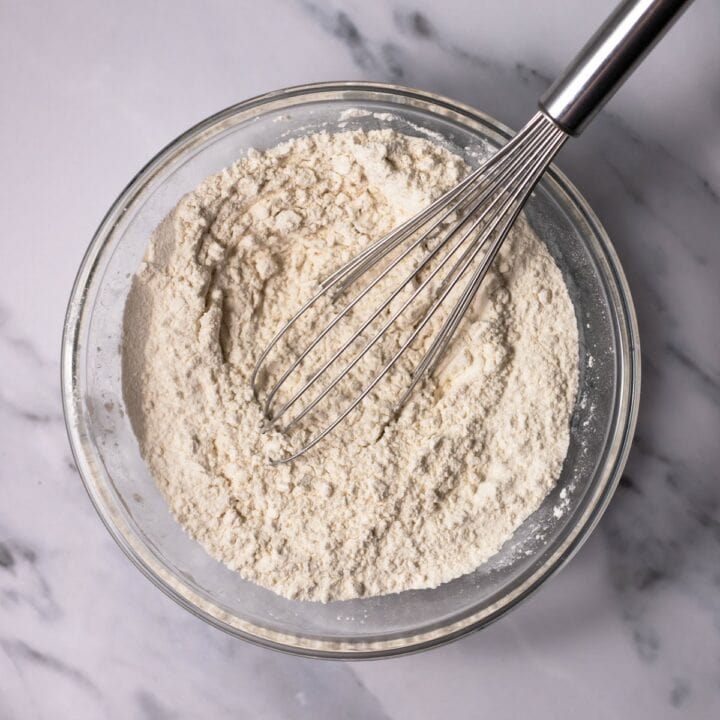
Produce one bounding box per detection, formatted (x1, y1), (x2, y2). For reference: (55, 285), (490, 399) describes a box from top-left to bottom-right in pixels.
(122, 128), (579, 602)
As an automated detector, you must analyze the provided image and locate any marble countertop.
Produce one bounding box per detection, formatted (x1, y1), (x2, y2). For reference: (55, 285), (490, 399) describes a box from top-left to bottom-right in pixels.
(1, 0), (719, 717)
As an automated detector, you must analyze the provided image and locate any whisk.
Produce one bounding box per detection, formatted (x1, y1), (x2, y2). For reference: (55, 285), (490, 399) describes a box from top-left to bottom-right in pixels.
(252, 0), (690, 463)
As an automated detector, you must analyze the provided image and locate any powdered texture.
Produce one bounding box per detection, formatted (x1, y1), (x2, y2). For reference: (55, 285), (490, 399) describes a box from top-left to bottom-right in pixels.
(123, 129), (579, 602)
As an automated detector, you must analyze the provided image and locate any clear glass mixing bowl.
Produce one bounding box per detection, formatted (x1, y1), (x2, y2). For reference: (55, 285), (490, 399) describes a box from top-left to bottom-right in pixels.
(62, 82), (640, 658)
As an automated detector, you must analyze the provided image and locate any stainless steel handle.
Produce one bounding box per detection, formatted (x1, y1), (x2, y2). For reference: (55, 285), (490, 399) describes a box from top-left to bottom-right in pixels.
(539, 0), (692, 135)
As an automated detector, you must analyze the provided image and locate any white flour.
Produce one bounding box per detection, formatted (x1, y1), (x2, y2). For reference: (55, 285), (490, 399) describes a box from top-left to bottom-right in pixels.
(122, 129), (579, 602)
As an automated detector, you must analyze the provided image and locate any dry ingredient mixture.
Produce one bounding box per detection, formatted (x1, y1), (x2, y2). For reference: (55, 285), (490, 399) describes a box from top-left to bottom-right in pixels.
(123, 128), (579, 602)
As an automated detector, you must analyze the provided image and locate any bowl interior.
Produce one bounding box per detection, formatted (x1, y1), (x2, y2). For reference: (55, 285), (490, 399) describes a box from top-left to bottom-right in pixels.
(64, 86), (636, 656)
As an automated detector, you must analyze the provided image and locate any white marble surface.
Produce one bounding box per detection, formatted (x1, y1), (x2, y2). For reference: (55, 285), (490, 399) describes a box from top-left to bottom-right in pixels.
(1, 0), (719, 717)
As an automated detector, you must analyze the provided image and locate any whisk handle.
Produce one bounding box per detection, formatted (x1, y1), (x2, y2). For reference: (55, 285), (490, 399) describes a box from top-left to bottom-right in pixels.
(539, 0), (692, 135)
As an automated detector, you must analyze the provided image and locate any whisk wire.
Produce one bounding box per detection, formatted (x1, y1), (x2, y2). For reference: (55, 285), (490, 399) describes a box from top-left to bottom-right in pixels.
(254, 112), (568, 462)
(250, 116), (550, 400)
(280, 120), (566, 450)
(264, 118), (555, 423)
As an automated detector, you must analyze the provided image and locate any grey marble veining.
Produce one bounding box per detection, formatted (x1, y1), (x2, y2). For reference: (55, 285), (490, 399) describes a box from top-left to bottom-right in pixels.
(1, 0), (719, 717)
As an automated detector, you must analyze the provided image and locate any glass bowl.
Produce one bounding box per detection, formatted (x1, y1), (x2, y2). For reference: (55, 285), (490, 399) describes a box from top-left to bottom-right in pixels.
(62, 82), (640, 658)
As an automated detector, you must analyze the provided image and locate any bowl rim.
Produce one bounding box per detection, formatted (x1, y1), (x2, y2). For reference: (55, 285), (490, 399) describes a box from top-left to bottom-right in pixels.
(61, 80), (641, 659)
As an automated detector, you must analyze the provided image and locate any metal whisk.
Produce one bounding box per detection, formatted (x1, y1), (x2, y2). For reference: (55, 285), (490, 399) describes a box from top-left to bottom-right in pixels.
(252, 0), (690, 463)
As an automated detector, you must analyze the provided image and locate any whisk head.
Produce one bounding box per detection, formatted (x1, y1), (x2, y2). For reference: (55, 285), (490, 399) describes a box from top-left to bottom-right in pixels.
(251, 111), (567, 463)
